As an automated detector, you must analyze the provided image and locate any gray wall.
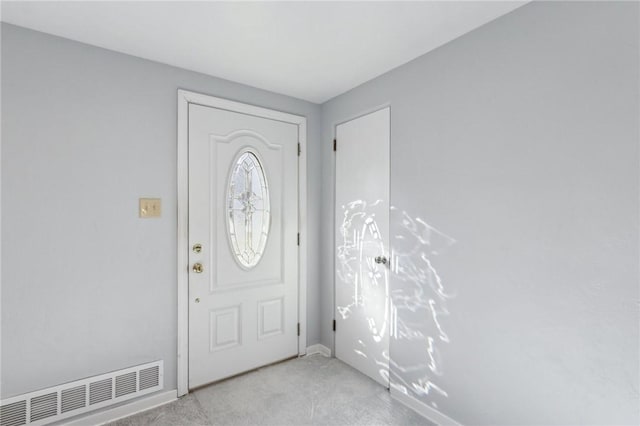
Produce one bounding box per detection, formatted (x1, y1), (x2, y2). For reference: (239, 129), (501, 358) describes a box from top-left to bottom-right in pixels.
(1, 23), (322, 398)
(320, 2), (639, 425)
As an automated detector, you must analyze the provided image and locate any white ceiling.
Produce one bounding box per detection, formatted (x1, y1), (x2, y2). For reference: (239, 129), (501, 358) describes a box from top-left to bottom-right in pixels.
(1, 1), (527, 103)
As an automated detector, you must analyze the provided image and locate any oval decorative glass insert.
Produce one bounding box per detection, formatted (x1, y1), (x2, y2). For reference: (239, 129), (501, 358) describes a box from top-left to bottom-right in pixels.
(226, 150), (270, 268)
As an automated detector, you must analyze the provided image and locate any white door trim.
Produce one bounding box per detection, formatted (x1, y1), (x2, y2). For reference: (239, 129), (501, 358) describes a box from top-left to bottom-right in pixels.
(177, 89), (308, 397)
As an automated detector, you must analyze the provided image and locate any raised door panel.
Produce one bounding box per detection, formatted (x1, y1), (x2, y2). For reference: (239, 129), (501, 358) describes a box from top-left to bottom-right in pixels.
(212, 132), (284, 291)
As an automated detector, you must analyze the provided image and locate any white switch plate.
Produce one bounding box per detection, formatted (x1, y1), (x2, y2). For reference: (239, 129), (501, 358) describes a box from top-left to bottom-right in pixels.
(139, 198), (161, 218)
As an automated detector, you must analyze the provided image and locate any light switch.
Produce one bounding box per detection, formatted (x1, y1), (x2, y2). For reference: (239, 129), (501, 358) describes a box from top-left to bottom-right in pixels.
(139, 198), (161, 218)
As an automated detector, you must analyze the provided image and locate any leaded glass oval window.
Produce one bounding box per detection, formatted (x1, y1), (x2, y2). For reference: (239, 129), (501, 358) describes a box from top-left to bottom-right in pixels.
(226, 150), (270, 269)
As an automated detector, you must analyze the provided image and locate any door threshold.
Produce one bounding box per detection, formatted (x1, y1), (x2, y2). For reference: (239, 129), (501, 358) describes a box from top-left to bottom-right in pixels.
(188, 354), (299, 392)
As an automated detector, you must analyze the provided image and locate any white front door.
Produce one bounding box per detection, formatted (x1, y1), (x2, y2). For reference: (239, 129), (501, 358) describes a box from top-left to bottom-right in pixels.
(335, 107), (390, 387)
(188, 103), (299, 389)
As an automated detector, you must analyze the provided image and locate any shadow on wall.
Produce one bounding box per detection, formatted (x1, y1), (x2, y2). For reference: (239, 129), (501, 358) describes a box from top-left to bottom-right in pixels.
(337, 200), (456, 410)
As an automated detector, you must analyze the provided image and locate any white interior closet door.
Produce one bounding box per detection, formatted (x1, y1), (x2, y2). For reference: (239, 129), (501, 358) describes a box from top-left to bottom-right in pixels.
(335, 107), (390, 387)
(188, 103), (299, 389)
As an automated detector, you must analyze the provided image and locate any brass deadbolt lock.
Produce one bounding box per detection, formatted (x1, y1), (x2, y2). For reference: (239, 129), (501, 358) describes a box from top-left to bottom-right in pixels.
(193, 244), (202, 253)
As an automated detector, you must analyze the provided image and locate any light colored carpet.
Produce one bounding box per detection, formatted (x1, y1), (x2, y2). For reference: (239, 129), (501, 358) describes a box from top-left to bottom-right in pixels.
(109, 354), (433, 426)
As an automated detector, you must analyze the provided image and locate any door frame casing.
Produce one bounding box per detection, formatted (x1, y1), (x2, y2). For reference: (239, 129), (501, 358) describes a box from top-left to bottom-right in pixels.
(177, 89), (308, 397)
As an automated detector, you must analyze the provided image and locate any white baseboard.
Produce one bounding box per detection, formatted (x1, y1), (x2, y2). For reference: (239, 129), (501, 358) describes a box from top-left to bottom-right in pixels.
(64, 389), (177, 425)
(390, 387), (461, 426)
(305, 343), (331, 357)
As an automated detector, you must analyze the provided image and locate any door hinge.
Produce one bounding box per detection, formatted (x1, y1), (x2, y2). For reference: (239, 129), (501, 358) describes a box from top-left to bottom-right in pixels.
(333, 138), (337, 152)
(297, 322), (301, 336)
(333, 319), (336, 332)
(297, 233), (300, 246)
(298, 142), (301, 156)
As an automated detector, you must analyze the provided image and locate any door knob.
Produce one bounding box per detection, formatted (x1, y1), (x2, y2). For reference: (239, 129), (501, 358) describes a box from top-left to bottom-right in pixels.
(374, 256), (388, 265)
(192, 263), (204, 273)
